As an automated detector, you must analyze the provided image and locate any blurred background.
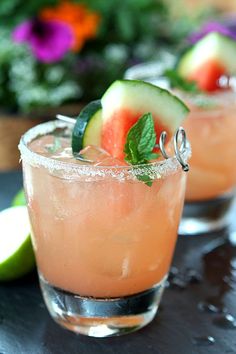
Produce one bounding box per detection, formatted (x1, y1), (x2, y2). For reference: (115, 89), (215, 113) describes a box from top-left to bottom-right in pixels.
(0, 0), (236, 170)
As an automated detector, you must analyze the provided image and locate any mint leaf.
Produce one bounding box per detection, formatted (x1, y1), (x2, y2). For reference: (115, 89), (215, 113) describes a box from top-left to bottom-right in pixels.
(164, 69), (199, 93)
(124, 113), (159, 186)
(124, 113), (157, 164)
(137, 174), (153, 187)
(46, 137), (61, 153)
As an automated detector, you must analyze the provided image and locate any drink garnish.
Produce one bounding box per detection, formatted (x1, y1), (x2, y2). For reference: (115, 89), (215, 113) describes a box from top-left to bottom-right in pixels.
(68, 80), (189, 175)
(101, 80), (189, 160)
(72, 100), (102, 156)
(164, 69), (199, 93)
(176, 32), (236, 92)
(0, 206), (35, 281)
(124, 113), (159, 186)
(46, 136), (61, 153)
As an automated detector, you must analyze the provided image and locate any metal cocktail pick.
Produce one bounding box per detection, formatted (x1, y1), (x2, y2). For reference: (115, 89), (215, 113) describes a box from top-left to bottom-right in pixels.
(56, 114), (76, 125)
(158, 127), (189, 172)
(56, 114), (189, 172)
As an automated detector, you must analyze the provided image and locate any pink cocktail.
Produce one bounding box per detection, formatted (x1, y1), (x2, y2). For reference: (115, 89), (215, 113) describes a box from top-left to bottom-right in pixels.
(184, 91), (236, 201)
(179, 90), (236, 234)
(19, 120), (190, 337)
(124, 57), (236, 235)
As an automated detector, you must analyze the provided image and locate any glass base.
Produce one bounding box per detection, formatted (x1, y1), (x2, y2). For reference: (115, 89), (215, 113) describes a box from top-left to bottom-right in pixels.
(179, 194), (234, 236)
(39, 274), (166, 337)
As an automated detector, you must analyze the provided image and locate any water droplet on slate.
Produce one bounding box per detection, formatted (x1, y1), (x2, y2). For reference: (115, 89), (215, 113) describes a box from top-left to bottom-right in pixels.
(168, 267), (188, 289)
(213, 314), (236, 329)
(223, 275), (232, 284)
(193, 336), (215, 346)
(207, 296), (228, 313)
(198, 301), (219, 313)
(169, 277), (187, 290)
(185, 268), (202, 284)
(168, 266), (179, 279)
(165, 280), (170, 288)
(230, 258), (236, 270)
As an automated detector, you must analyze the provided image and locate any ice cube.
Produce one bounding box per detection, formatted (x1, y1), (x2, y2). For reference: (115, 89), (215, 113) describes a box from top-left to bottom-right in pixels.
(51, 147), (74, 161)
(78, 145), (110, 163)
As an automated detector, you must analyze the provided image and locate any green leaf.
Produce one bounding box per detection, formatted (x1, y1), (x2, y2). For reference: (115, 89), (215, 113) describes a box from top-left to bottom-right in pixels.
(124, 112), (156, 161)
(124, 113), (159, 186)
(46, 137), (61, 154)
(142, 152), (159, 161)
(164, 69), (199, 93)
(137, 174), (153, 187)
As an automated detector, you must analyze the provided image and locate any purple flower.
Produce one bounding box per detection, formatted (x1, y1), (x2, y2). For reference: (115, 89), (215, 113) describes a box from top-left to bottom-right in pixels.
(12, 19), (74, 63)
(188, 21), (236, 44)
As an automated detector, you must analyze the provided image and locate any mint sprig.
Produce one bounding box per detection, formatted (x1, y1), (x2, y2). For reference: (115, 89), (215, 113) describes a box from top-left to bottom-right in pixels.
(164, 69), (199, 93)
(46, 136), (61, 153)
(124, 113), (159, 186)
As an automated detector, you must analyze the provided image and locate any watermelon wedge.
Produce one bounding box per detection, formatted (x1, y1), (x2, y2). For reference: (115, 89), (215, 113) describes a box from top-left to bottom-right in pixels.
(177, 32), (236, 92)
(188, 59), (225, 92)
(101, 80), (189, 160)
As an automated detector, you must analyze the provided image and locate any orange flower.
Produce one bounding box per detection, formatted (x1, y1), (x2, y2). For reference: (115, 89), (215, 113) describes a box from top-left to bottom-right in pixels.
(40, 1), (100, 51)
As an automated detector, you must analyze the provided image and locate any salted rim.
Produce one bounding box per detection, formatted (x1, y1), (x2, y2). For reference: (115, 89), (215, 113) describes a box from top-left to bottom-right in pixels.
(19, 120), (191, 181)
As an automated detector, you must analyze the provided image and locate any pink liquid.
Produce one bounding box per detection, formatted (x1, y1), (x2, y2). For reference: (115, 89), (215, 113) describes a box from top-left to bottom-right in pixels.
(23, 134), (186, 298)
(183, 91), (236, 201)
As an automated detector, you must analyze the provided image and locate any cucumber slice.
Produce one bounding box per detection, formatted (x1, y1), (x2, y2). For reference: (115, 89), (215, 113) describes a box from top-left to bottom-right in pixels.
(72, 100), (102, 154)
(177, 32), (236, 78)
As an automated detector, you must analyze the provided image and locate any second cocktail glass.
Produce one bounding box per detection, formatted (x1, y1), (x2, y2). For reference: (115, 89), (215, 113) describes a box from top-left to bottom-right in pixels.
(125, 63), (236, 235)
(179, 90), (236, 234)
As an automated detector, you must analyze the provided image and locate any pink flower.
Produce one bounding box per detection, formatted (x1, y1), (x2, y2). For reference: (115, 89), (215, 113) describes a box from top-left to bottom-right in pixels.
(12, 19), (74, 63)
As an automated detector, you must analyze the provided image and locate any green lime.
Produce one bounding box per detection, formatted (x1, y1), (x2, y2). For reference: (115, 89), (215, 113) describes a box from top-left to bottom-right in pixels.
(0, 206), (35, 281)
(12, 189), (26, 206)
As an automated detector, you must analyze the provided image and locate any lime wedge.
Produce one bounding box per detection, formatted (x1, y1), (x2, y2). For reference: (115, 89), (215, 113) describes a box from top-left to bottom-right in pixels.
(12, 189), (26, 206)
(0, 206), (35, 281)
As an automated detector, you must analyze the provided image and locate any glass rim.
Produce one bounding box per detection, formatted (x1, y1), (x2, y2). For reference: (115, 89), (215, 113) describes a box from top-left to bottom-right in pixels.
(19, 120), (191, 180)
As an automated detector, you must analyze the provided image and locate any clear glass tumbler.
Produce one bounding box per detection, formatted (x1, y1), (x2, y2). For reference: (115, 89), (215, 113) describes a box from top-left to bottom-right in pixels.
(19, 120), (190, 337)
(178, 90), (236, 235)
(125, 63), (236, 236)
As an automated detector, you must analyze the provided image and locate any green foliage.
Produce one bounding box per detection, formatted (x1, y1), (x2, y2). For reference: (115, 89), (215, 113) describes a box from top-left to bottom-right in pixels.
(0, 0), (58, 26)
(0, 0), (215, 113)
(86, 0), (167, 43)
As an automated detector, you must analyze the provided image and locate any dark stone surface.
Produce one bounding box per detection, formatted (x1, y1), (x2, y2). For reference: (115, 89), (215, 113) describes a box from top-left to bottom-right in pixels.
(0, 171), (236, 354)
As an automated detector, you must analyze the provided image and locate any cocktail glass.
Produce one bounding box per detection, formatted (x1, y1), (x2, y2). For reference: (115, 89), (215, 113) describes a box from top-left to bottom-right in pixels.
(19, 120), (190, 337)
(125, 63), (236, 235)
(178, 90), (236, 235)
